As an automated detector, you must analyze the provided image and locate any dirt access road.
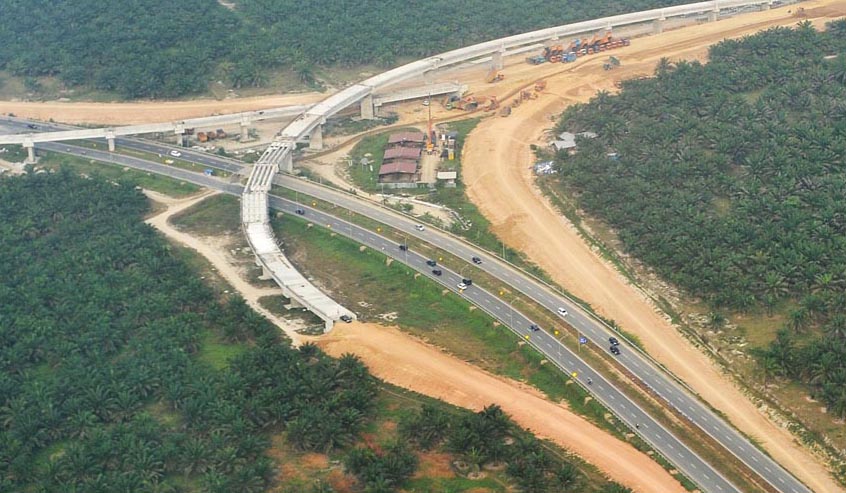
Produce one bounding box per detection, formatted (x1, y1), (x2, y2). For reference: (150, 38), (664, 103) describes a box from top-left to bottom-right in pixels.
(0, 92), (325, 125)
(143, 190), (306, 345)
(462, 2), (846, 492)
(316, 323), (685, 493)
(144, 191), (684, 492)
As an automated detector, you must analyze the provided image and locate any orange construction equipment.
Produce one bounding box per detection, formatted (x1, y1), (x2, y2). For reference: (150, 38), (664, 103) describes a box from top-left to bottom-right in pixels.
(485, 69), (504, 83)
(499, 106), (512, 117)
(197, 131), (208, 142)
(534, 80), (547, 92)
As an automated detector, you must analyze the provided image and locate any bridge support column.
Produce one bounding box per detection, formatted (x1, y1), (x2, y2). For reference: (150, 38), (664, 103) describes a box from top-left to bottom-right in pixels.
(23, 139), (36, 164)
(324, 318), (334, 333)
(280, 141), (295, 173)
(491, 50), (505, 70)
(240, 116), (251, 141)
(708, 9), (719, 21)
(105, 129), (116, 152)
(174, 123), (185, 147)
(309, 125), (323, 151)
(653, 17), (665, 34)
(761, 1), (771, 10)
(360, 95), (375, 120)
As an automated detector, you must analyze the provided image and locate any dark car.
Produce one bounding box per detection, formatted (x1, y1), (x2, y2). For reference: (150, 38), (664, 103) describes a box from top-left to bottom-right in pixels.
(399, 244), (408, 251)
(426, 259), (437, 267)
(432, 269), (442, 276)
(529, 324), (541, 332)
(461, 278), (473, 286)
(610, 345), (621, 355)
(26, 124), (38, 129)
(472, 256), (482, 264)
(340, 314), (353, 323)
(609, 337), (619, 346)
(295, 208), (305, 215)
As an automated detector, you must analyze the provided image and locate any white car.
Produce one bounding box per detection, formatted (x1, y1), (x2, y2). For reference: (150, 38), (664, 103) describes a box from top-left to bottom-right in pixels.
(415, 224), (425, 231)
(169, 150), (182, 158)
(457, 282), (468, 290)
(557, 307), (568, 317)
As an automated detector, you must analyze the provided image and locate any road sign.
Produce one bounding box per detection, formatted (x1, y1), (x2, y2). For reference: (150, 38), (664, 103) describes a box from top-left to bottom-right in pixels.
(579, 336), (588, 344)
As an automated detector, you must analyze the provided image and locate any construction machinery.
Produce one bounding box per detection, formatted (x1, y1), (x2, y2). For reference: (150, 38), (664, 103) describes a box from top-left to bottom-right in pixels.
(215, 128), (227, 139)
(526, 55), (547, 65)
(538, 32), (629, 64)
(534, 80), (547, 92)
(197, 131), (208, 142)
(485, 69), (504, 83)
(499, 106), (512, 117)
(603, 56), (621, 71)
(442, 94), (462, 110)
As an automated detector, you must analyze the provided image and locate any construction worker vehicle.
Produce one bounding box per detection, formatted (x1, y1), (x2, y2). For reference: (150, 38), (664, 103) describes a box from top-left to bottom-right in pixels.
(485, 69), (504, 83)
(603, 56), (621, 71)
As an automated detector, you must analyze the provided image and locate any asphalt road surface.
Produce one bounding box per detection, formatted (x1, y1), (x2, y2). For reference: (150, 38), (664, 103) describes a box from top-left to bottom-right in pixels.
(0, 118), (810, 493)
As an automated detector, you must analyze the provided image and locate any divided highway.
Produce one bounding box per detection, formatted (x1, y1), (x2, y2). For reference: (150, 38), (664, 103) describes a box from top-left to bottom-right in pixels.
(0, 119), (812, 493)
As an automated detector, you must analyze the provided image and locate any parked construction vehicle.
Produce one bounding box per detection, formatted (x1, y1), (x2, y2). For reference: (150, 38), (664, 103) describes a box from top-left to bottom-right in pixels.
(526, 55), (547, 65)
(215, 129), (227, 139)
(499, 106), (512, 117)
(534, 80), (547, 92)
(603, 56), (621, 71)
(485, 69), (504, 83)
(197, 131), (208, 142)
(537, 32), (629, 64)
(792, 7), (806, 17)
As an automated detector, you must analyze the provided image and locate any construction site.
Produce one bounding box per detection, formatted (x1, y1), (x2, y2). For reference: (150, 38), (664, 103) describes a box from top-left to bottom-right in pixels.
(5, 1), (846, 492)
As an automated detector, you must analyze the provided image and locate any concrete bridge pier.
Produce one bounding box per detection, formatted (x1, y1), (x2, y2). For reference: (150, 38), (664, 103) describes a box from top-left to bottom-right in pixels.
(280, 141), (295, 173)
(105, 129), (116, 152)
(174, 123), (185, 147)
(23, 138), (36, 164)
(240, 116), (252, 142)
(653, 16), (665, 34)
(360, 95), (375, 120)
(760, 1), (772, 10)
(491, 50), (505, 70)
(309, 125), (323, 150)
(708, 8), (719, 21)
(323, 318), (334, 333)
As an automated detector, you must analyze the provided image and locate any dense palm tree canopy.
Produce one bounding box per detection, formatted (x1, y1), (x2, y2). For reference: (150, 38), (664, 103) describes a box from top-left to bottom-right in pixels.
(555, 21), (846, 416)
(0, 0), (689, 98)
(0, 169), (378, 492)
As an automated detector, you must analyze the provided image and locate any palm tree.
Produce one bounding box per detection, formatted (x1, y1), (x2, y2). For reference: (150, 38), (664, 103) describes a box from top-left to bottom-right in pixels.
(787, 308), (809, 334)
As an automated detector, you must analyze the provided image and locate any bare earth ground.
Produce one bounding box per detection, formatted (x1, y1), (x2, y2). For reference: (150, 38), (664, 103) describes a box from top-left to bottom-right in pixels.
(0, 92), (325, 125)
(315, 323), (685, 493)
(461, 2), (846, 492)
(143, 190), (305, 345)
(144, 191), (683, 492)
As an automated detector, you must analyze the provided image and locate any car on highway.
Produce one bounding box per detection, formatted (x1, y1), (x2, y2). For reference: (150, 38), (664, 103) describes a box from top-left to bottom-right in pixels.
(557, 307), (568, 317)
(399, 244), (408, 251)
(610, 345), (621, 355)
(529, 324), (541, 332)
(432, 269), (442, 276)
(295, 208), (305, 215)
(426, 259), (437, 267)
(415, 224), (425, 231)
(461, 278), (473, 286)
(169, 150), (182, 157)
(609, 337), (620, 346)
(340, 314), (353, 323)
(26, 124), (38, 129)
(472, 256), (482, 264)
(457, 282), (468, 290)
